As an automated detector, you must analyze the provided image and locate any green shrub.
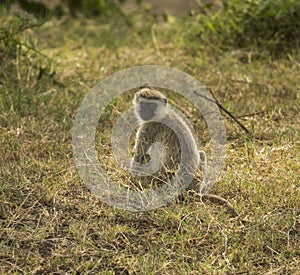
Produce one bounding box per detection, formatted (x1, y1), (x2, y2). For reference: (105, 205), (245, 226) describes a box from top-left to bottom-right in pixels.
(0, 14), (56, 117)
(0, 0), (129, 19)
(192, 0), (300, 56)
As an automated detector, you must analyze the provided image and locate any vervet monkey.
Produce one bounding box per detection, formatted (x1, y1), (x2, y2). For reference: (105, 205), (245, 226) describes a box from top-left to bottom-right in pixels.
(131, 87), (207, 191)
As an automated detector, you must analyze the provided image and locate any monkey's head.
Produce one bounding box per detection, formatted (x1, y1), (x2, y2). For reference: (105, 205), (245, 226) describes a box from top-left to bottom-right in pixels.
(134, 88), (168, 121)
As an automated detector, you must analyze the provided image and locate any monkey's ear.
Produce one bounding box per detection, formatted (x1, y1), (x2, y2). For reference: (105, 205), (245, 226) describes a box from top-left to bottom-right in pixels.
(140, 84), (149, 89)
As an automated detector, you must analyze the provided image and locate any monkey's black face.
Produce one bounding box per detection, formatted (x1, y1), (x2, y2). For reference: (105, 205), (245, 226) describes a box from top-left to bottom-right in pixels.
(139, 102), (157, 121)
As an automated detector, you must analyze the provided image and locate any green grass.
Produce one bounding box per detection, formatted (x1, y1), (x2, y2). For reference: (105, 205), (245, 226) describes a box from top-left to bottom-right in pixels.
(0, 5), (299, 274)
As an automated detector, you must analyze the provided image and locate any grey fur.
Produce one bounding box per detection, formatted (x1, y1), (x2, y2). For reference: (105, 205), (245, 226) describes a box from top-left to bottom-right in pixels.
(131, 88), (207, 192)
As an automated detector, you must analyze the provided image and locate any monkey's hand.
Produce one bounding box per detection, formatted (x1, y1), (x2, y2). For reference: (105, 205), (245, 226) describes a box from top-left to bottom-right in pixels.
(130, 143), (165, 176)
(134, 153), (151, 164)
(130, 153), (153, 176)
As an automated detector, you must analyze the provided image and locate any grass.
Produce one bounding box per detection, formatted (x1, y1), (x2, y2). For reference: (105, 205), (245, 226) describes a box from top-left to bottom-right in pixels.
(0, 5), (299, 274)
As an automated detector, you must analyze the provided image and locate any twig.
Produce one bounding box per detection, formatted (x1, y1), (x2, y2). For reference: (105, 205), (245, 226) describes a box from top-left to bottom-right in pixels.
(191, 192), (240, 218)
(193, 90), (250, 134)
(151, 24), (160, 55)
(236, 110), (268, 118)
(227, 77), (267, 87)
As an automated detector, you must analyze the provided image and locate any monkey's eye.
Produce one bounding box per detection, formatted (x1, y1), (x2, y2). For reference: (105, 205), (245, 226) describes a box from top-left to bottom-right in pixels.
(140, 102), (157, 110)
(162, 98), (167, 104)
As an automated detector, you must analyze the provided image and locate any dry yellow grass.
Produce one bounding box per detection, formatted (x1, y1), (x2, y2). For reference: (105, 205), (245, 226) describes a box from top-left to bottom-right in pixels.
(0, 10), (299, 274)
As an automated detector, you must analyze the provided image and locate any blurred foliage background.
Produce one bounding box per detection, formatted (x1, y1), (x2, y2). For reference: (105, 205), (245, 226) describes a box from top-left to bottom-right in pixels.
(1, 0), (300, 56)
(1, 0), (131, 18)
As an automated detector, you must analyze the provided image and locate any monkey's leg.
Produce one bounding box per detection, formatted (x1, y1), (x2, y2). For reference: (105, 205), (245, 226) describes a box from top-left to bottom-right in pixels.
(185, 150), (207, 192)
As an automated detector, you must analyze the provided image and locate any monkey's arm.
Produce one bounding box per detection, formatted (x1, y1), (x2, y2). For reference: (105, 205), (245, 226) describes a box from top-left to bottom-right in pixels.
(199, 150), (207, 176)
